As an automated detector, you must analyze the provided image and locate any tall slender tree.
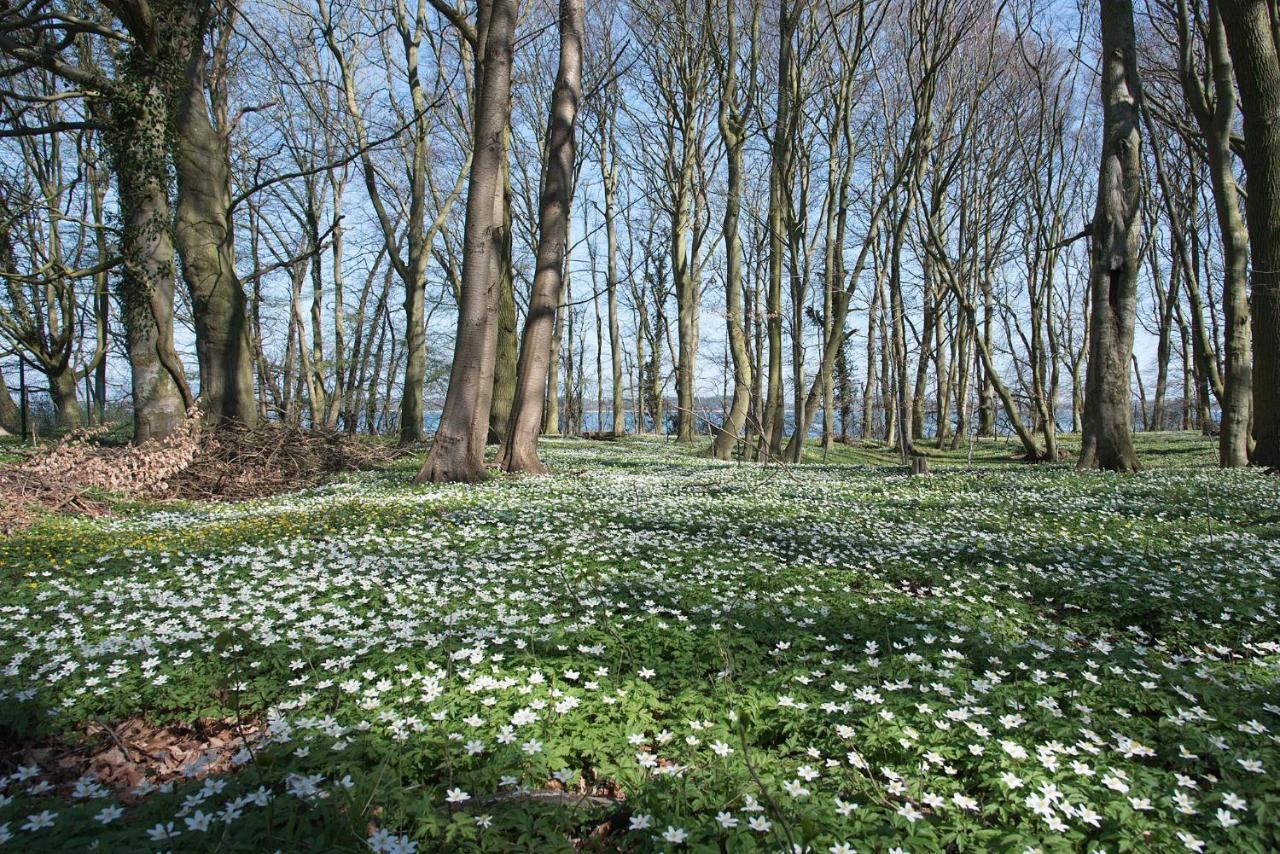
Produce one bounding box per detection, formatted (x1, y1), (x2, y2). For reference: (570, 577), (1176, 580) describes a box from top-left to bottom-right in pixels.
(416, 0), (518, 483)
(1216, 0), (1280, 467)
(1079, 0), (1143, 471)
(499, 0), (585, 473)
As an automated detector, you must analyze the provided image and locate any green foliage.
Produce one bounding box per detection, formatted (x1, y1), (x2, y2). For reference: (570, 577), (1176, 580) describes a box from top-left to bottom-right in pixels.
(0, 434), (1276, 852)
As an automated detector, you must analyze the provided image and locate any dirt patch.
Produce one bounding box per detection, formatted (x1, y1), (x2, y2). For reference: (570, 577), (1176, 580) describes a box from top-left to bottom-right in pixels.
(2, 716), (264, 802)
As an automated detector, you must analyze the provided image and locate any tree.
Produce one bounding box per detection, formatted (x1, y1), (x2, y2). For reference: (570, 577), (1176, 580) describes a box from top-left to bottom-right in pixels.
(588, 14), (627, 436)
(782, 0), (882, 462)
(761, 0), (800, 456)
(0, 110), (108, 429)
(1216, 0), (1280, 467)
(632, 0), (714, 444)
(319, 0), (469, 443)
(1152, 0), (1252, 465)
(499, 0), (585, 474)
(415, 0), (518, 483)
(709, 0), (758, 459)
(1079, 0), (1143, 471)
(1, 0), (196, 441)
(171, 0), (257, 429)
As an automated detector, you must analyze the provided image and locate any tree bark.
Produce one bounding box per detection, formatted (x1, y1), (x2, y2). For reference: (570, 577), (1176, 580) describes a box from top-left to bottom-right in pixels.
(0, 369), (20, 435)
(762, 0), (796, 456)
(977, 272), (996, 436)
(544, 264), (567, 436)
(46, 367), (80, 429)
(1178, 0), (1251, 464)
(489, 147), (517, 444)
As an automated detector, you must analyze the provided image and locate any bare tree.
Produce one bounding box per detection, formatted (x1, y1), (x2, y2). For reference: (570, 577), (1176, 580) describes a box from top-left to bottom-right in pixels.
(499, 0), (585, 473)
(1216, 0), (1280, 467)
(1079, 0), (1143, 471)
(416, 0), (518, 483)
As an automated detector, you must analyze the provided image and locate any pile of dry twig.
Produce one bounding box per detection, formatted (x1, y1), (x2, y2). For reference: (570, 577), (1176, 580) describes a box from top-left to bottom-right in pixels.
(0, 413), (404, 533)
(160, 420), (404, 501)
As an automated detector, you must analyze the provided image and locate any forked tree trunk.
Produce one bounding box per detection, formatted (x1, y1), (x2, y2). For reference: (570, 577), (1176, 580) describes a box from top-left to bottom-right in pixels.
(499, 0), (584, 474)
(1079, 0), (1142, 472)
(1217, 0), (1280, 467)
(172, 10), (258, 430)
(415, 0), (518, 483)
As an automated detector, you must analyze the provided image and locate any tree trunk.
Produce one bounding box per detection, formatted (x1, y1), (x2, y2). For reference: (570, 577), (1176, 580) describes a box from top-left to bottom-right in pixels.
(172, 16), (257, 430)
(1079, 0), (1142, 472)
(935, 299), (952, 447)
(911, 274), (934, 440)
(861, 266), (880, 439)
(544, 265), (566, 436)
(951, 304), (973, 450)
(327, 175), (346, 429)
(634, 298), (649, 431)
(400, 252), (427, 444)
(499, 0), (584, 473)
(366, 300), (389, 434)
(48, 366), (81, 429)
(651, 288), (667, 433)
(674, 211), (698, 443)
(710, 0), (753, 460)
(306, 203), (330, 427)
(415, 0), (517, 483)
(977, 274), (996, 436)
(0, 369), (20, 435)
(1217, 0), (1280, 466)
(602, 163), (625, 435)
(888, 202), (914, 458)
(762, 0), (795, 456)
(489, 152), (517, 444)
(110, 80), (192, 443)
(1182, 1), (1252, 464)
(1151, 250), (1179, 431)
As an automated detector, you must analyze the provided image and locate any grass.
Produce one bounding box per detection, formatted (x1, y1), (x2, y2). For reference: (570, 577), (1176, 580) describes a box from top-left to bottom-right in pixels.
(0, 431), (1276, 852)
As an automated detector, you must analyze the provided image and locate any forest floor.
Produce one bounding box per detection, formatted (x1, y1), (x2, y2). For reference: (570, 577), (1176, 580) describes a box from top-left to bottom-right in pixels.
(0, 432), (1277, 852)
